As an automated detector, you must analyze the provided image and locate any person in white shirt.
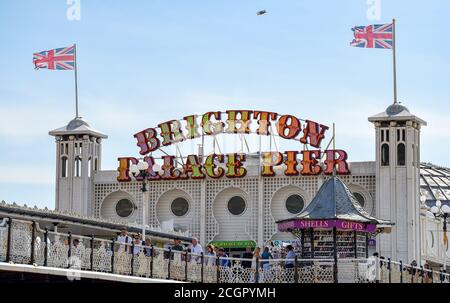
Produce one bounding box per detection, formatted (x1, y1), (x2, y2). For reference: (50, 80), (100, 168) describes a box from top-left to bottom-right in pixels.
(190, 237), (203, 263)
(132, 234), (142, 256)
(117, 228), (132, 254)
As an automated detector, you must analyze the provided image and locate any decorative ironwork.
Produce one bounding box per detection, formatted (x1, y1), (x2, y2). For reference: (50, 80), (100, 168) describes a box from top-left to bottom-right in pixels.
(1, 219), (450, 283)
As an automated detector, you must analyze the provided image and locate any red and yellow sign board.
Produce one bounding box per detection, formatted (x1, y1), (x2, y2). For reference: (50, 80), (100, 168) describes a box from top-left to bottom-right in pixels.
(117, 110), (350, 182)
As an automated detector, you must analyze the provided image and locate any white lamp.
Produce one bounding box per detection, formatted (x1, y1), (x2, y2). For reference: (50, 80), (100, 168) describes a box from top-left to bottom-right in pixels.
(442, 204), (450, 214)
(420, 195), (427, 203)
(137, 161), (149, 171)
(153, 163), (162, 173)
(129, 164), (139, 175)
(430, 206), (439, 214)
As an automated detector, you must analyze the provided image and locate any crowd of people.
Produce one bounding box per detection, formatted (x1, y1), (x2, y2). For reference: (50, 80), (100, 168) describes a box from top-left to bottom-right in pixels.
(115, 228), (299, 270)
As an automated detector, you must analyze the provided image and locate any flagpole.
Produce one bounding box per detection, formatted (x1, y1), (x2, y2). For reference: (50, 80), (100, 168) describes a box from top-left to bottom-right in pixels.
(74, 43), (79, 118)
(392, 19), (398, 104)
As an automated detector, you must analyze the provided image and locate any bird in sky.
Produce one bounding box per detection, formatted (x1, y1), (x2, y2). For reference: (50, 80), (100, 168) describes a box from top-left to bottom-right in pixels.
(256, 10), (267, 16)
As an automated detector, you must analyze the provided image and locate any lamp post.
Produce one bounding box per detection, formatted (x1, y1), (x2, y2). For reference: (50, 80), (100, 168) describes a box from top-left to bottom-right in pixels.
(130, 160), (162, 241)
(429, 198), (450, 271)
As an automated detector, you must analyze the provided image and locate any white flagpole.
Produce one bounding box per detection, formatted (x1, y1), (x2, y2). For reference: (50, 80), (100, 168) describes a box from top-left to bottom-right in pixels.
(74, 43), (79, 118)
(392, 19), (398, 104)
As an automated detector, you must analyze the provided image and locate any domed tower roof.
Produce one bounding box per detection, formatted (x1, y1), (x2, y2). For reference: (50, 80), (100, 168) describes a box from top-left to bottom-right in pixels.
(420, 163), (450, 209)
(368, 102), (427, 125)
(49, 117), (107, 138)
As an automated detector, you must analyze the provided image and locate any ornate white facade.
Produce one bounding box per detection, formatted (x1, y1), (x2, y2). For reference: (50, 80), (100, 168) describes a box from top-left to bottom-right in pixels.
(49, 104), (450, 266)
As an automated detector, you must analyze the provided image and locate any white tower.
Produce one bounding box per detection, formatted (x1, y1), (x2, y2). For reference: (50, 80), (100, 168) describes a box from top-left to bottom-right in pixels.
(49, 117), (107, 216)
(369, 103), (426, 263)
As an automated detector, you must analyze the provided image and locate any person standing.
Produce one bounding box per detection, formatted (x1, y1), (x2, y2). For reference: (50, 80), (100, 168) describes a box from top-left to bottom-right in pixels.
(251, 247), (261, 283)
(261, 247), (273, 269)
(206, 244), (216, 266)
(117, 228), (132, 254)
(171, 237), (184, 262)
(242, 246), (253, 269)
(285, 245), (295, 269)
(217, 248), (229, 267)
(132, 234), (142, 256)
(190, 237), (203, 263)
(143, 238), (153, 257)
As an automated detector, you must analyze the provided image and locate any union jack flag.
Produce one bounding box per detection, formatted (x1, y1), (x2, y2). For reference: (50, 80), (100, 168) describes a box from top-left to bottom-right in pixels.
(350, 23), (393, 49)
(33, 45), (75, 70)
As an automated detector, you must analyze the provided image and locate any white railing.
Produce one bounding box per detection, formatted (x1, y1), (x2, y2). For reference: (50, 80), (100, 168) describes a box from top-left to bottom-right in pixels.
(1, 218), (450, 283)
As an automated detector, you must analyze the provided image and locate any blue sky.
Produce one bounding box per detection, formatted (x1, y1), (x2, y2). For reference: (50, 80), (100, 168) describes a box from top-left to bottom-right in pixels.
(0, 0), (449, 209)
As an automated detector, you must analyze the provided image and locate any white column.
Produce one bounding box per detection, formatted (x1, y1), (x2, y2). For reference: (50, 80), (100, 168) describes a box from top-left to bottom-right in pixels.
(200, 179), (206, 246)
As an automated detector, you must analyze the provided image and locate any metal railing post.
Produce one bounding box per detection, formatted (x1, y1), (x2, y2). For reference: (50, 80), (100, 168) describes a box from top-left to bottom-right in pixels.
(332, 227), (338, 283)
(200, 252), (204, 283)
(67, 232), (72, 269)
(255, 257), (259, 283)
(399, 260), (403, 283)
(150, 244), (154, 278)
(167, 247), (172, 280)
(110, 239), (115, 274)
(185, 250), (189, 282)
(216, 256), (220, 283)
(294, 256), (298, 283)
(420, 266), (424, 283)
(30, 221), (36, 265)
(90, 235), (94, 271)
(6, 217), (12, 262)
(365, 233), (369, 258)
(131, 242), (135, 276)
(43, 228), (48, 267)
(387, 258), (391, 283)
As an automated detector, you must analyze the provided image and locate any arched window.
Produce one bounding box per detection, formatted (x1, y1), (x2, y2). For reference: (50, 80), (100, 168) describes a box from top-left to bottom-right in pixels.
(61, 157), (68, 178)
(381, 144), (390, 166)
(74, 157), (82, 177)
(88, 157), (92, 178)
(397, 143), (406, 166)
